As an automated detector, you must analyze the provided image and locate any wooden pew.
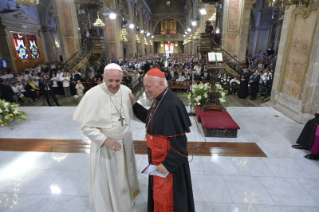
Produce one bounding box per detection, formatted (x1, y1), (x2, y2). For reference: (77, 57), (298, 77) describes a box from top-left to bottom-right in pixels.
(169, 81), (191, 92)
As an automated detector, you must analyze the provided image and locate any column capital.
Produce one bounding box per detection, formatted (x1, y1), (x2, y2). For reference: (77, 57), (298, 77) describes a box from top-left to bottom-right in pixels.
(244, 0), (257, 10)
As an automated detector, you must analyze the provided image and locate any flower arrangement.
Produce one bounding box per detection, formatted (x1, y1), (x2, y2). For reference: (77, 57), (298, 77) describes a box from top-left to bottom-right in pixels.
(0, 100), (26, 128)
(187, 82), (228, 107)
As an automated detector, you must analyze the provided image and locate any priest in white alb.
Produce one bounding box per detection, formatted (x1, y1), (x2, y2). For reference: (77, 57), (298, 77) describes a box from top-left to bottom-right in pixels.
(73, 63), (140, 212)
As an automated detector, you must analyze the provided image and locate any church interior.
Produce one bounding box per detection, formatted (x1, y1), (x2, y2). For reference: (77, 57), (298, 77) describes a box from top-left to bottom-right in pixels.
(0, 0), (319, 211)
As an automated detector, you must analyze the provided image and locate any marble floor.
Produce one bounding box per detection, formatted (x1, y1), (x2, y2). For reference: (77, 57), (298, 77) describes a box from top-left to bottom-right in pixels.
(0, 105), (319, 212)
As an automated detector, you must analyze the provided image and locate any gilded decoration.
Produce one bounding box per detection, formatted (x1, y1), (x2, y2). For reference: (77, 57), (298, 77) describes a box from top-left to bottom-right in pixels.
(281, 9), (318, 99)
(228, 0), (241, 30)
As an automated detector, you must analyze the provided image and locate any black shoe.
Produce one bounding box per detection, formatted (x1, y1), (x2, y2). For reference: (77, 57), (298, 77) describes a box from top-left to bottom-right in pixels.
(292, 145), (306, 149)
(304, 154), (319, 160)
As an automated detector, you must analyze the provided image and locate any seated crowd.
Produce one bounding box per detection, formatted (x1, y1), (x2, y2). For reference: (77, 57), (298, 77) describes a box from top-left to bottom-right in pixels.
(0, 52), (277, 105)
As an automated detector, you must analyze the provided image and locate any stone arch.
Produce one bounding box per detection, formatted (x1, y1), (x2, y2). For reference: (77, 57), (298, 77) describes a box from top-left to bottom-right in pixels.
(152, 18), (185, 34)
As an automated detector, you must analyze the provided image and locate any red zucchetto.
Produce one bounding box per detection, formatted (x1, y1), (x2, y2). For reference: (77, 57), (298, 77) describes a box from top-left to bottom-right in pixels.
(146, 68), (165, 78)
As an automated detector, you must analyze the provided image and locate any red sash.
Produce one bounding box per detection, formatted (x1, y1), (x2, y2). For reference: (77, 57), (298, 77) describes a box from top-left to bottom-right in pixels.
(146, 134), (174, 212)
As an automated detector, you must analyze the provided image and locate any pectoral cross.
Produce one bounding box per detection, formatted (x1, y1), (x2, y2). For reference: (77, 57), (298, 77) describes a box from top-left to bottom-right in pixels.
(118, 115), (124, 126)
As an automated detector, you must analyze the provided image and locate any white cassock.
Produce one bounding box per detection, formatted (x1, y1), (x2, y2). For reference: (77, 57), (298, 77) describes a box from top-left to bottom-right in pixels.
(73, 83), (140, 212)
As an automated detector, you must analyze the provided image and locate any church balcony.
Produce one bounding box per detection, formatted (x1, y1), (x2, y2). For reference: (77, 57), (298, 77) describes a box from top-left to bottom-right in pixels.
(152, 34), (185, 42)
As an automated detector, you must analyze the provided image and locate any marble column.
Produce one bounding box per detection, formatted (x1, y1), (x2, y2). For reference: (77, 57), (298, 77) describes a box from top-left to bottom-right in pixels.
(271, 3), (319, 123)
(52, 0), (80, 63)
(127, 28), (136, 58)
(222, 0), (256, 60)
(41, 26), (59, 62)
(237, 0), (256, 61)
(103, 17), (122, 60)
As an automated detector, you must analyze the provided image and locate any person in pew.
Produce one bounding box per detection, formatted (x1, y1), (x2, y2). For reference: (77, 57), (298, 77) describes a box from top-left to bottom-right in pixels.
(129, 68), (195, 212)
(75, 80), (85, 98)
(73, 63), (139, 212)
(176, 72), (186, 82)
(70, 72), (77, 95)
(292, 113), (319, 160)
(190, 71), (201, 81)
(25, 79), (39, 101)
(201, 72), (210, 81)
(184, 71), (191, 81)
(230, 77), (240, 95)
(123, 71), (132, 86)
(220, 74), (230, 93)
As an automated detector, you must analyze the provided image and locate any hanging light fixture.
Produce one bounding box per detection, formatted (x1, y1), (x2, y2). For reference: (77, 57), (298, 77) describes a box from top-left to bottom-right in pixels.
(268, 0), (312, 11)
(93, 12), (105, 27)
(175, 41), (178, 47)
(15, 0), (39, 7)
(160, 42), (164, 47)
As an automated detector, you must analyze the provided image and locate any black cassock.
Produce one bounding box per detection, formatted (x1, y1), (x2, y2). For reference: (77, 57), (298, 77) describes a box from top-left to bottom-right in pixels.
(237, 72), (250, 98)
(296, 117), (319, 150)
(133, 88), (195, 212)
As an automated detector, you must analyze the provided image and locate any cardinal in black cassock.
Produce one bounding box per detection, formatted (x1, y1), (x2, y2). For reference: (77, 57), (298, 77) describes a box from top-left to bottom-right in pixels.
(237, 68), (250, 98)
(292, 114), (319, 160)
(129, 68), (195, 212)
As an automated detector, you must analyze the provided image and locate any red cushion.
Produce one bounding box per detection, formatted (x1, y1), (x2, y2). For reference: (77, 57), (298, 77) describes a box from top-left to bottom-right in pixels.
(195, 106), (240, 130)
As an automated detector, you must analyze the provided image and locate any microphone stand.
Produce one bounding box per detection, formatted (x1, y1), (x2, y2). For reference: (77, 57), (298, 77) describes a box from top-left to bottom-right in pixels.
(187, 82), (195, 116)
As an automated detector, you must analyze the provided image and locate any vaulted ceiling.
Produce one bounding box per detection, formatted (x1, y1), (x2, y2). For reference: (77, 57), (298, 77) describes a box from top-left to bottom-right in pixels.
(145, 0), (187, 13)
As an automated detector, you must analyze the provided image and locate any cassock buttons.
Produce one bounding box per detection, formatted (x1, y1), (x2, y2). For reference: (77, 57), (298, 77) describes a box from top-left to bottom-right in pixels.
(150, 136), (153, 140)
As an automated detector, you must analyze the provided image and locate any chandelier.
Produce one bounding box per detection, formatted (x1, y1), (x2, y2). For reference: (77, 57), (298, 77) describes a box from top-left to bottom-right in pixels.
(193, 28), (200, 40)
(15, 0), (39, 7)
(160, 41), (164, 47)
(93, 12), (105, 27)
(268, 0), (312, 11)
(175, 41), (178, 47)
(144, 37), (148, 46)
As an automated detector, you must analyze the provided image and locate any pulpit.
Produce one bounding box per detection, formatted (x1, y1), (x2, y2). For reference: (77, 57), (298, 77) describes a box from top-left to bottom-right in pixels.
(202, 52), (225, 112)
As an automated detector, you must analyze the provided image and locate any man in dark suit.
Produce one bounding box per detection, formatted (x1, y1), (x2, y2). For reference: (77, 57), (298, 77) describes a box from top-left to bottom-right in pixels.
(0, 78), (14, 102)
(201, 72), (210, 81)
(143, 61), (151, 73)
(249, 70), (260, 100)
(190, 71), (201, 81)
(40, 74), (60, 106)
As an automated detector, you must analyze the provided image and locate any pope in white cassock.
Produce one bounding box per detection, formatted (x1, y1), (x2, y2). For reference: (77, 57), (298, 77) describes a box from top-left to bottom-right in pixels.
(73, 63), (140, 212)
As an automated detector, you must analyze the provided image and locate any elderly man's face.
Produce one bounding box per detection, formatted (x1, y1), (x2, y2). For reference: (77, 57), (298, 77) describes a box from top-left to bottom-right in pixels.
(103, 69), (122, 93)
(143, 74), (164, 100)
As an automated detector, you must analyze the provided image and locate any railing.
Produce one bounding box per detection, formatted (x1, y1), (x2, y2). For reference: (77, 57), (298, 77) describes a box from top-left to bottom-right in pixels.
(209, 38), (243, 77)
(62, 38), (92, 68)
